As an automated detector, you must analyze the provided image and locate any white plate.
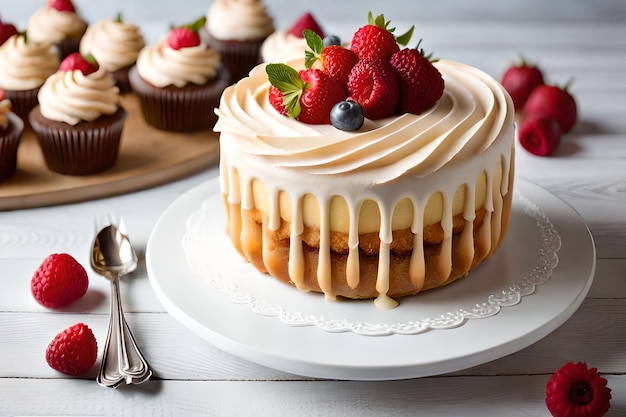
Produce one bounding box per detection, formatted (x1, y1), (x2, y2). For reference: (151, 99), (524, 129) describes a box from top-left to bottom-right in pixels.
(146, 177), (595, 380)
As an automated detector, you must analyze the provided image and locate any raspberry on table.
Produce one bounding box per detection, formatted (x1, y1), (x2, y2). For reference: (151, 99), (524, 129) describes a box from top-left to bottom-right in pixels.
(31, 253), (89, 308)
(46, 323), (98, 375)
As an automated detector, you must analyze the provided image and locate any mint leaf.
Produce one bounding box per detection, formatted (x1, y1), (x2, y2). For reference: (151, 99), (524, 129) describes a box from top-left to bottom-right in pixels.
(266, 63), (306, 119)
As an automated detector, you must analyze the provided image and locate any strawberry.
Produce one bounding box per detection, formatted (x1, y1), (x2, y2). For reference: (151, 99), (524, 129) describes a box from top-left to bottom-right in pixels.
(523, 82), (577, 133)
(518, 116), (562, 156)
(304, 29), (358, 87)
(347, 58), (399, 120)
(0, 17), (19, 46)
(48, 0), (76, 13)
(168, 16), (206, 50)
(389, 41), (444, 115)
(350, 12), (414, 62)
(266, 63), (346, 125)
(46, 323), (98, 375)
(59, 52), (99, 76)
(501, 57), (544, 110)
(287, 12), (324, 39)
(31, 253), (89, 308)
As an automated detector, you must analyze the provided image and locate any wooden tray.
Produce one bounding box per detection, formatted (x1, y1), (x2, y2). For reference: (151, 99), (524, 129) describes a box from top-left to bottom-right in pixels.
(0, 94), (220, 211)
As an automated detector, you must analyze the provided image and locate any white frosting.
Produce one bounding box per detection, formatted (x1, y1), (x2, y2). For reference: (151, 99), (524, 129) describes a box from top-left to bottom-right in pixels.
(260, 31), (308, 63)
(215, 59), (515, 307)
(79, 19), (145, 72)
(135, 38), (221, 88)
(206, 0), (274, 41)
(37, 67), (120, 125)
(0, 35), (59, 91)
(27, 6), (87, 44)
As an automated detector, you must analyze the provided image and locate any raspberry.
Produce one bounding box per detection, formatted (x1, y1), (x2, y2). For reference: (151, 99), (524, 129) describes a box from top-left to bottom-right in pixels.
(46, 323), (98, 375)
(347, 58), (399, 120)
(31, 253), (89, 308)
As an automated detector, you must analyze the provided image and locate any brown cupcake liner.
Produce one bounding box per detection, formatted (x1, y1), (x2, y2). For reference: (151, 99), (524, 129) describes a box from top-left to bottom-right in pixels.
(55, 36), (83, 61)
(5, 88), (39, 122)
(0, 112), (24, 182)
(128, 65), (230, 132)
(29, 106), (127, 176)
(206, 34), (264, 83)
(110, 66), (133, 94)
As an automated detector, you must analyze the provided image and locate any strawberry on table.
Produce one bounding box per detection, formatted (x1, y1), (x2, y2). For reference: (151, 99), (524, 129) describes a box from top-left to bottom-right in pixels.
(167, 16), (206, 51)
(48, 0), (77, 13)
(518, 116), (562, 156)
(304, 29), (358, 88)
(350, 12), (414, 62)
(0, 17), (19, 46)
(523, 82), (578, 133)
(46, 323), (98, 375)
(31, 253), (89, 308)
(266, 63), (346, 125)
(59, 52), (99, 76)
(389, 40), (445, 115)
(501, 57), (545, 110)
(347, 58), (399, 120)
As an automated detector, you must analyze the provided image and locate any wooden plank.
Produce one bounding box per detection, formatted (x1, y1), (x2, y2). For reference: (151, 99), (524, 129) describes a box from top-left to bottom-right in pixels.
(0, 95), (220, 211)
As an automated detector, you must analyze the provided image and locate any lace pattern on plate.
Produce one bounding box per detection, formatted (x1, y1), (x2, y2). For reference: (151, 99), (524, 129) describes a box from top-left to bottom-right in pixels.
(183, 193), (561, 336)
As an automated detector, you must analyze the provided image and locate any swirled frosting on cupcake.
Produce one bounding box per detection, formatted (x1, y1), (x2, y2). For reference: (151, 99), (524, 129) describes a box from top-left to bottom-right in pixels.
(0, 34), (60, 91)
(216, 59), (514, 184)
(135, 38), (221, 88)
(27, 6), (87, 44)
(260, 31), (307, 63)
(0, 98), (11, 129)
(37, 67), (120, 125)
(206, 0), (274, 41)
(79, 18), (144, 72)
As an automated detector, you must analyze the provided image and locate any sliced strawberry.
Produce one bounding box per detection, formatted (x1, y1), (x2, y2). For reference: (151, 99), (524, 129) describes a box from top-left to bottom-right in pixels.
(523, 83), (577, 133)
(501, 57), (544, 110)
(304, 29), (357, 88)
(347, 58), (399, 120)
(266, 63), (346, 125)
(59, 52), (99, 75)
(389, 41), (444, 115)
(350, 12), (413, 62)
(287, 12), (324, 39)
(0, 17), (19, 45)
(48, 0), (76, 13)
(167, 16), (206, 50)
(518, 116), (562, 156)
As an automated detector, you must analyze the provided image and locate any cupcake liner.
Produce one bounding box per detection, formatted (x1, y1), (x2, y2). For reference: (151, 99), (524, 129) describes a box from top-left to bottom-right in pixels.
(129, 65), (230, 132)
(206, 34), (264, 83)
(5, 88), (39, 122)
(0, 112), (24, 182)
(55, 36), (83, 61)
(29, 106), (127, 176)
(110, 66), (133, 94)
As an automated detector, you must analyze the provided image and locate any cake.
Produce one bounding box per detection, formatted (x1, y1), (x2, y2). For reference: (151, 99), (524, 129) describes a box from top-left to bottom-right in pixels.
(0, 32), (60, 120)
(260, 12), (325, 63)
(213, 15), (516, 309)
(0, 91), (24, 182)
(204, 0), (274, 82)
(79, 15), (145, 93)
(29, 53), (126, 175)
(129, 17), (229, 132)
(26, 0), (88, 60)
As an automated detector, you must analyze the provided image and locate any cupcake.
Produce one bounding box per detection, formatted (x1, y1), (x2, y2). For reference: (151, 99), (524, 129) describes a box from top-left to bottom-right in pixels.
(27, 0), (88, 60)
(29, 53), (127, 176)
(260, 12), (324, 63)
(0, 32), (60, 120)
(204, 0), (274, 82)
(129, 17), (230, 132)
(79, 15), (145, 93)
(0, 91), (24, 181)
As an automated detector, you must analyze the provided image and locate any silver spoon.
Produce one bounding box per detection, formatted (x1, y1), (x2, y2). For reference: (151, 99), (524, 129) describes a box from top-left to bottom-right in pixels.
(91, 220), (152, 388)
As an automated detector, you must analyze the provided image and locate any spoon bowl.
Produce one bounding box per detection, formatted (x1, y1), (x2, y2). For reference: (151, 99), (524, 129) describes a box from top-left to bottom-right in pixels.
(91, 225), (138, 279)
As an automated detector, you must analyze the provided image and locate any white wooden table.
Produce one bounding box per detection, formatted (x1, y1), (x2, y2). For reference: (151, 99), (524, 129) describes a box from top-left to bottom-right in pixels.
(2, 0), (626, 415)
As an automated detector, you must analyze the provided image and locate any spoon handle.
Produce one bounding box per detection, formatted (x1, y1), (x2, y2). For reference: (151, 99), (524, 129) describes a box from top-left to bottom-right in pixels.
(97, 276), (152, 387)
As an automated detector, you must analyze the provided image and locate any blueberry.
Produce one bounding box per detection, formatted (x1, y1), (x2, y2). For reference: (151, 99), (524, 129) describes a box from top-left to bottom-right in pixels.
(330, 100), (365, 131)
(323, 34), (341, 47)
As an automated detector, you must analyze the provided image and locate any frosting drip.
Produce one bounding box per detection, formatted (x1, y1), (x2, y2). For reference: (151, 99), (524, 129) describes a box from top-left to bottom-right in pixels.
(0, 99), (11, 129)
(37, 67), (120, 125)
(0, 35), (60, 91)
(260, 31), (307, 63)
(206, 0), (274, 41)
(79, 19), (145, 72)
(27, 6), (87, 44)
(136, 39), (221, 88)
